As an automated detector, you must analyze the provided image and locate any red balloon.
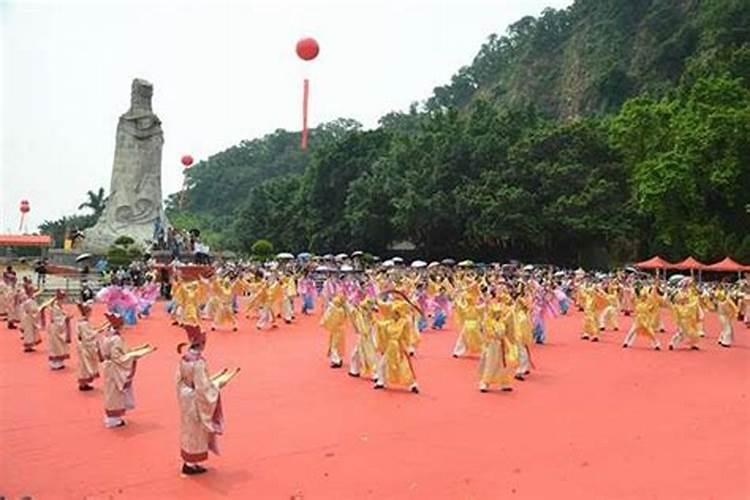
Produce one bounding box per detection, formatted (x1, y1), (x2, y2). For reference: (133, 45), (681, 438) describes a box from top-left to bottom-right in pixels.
(296, 37), (319, 61)
(19, 200), (30, 213)
(181, 155), (194, 167)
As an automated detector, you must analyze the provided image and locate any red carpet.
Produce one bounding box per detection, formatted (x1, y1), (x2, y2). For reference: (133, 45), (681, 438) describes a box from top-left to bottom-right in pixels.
(1, 304), (748, 499)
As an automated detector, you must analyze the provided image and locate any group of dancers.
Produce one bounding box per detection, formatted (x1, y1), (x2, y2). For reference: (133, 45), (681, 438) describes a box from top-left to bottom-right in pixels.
(2, 263), (748, 475)
(0, 273), (232, 476)
(574, 275), (745, 350)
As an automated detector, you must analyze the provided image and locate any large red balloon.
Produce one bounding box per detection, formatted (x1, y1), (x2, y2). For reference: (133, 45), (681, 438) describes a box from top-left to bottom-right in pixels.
(296, 37), (319, 61)
(19, 200), (30, 213)
(181, 155), (194, 168)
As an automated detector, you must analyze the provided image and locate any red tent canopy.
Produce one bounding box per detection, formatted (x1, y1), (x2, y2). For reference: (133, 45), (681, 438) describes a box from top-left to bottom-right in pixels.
(634, 256), (675, 270)
(704, 257), (747, 272)
(0, 234), (51, 247)
(672, 256), (706, 271)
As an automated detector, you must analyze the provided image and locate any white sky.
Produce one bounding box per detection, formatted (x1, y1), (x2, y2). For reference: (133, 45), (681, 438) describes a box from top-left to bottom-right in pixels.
(0, 0), (572, 231)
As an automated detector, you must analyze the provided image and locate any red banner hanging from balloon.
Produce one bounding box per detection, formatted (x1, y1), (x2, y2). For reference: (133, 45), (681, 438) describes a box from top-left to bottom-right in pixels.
(302, 79), (310, 150)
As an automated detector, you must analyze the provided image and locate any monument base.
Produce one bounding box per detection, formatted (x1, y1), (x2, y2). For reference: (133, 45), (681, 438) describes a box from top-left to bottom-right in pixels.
(83, 222), (158, 254)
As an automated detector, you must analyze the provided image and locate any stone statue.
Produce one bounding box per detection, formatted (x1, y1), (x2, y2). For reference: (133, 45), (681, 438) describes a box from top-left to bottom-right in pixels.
(85, 78), (168, 252)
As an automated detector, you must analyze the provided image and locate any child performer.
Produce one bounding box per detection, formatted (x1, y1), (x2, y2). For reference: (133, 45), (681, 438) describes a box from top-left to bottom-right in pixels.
(321, 295), (348, 368)
(100, 313), (155, 428)
(46, 290), (72, 370)
(348, 299), (378, 379)
(177, 325), (233, 476)
(374, 301), (419, 393)
(479, 303), (517, 392)
(76, 303), (107, 390)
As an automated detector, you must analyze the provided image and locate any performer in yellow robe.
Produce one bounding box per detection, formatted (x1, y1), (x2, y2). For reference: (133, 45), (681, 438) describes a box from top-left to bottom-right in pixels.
(321, 295), (348, 368)
(348, 300), (378, 379)
(478, 303), (517, 392)
(281, 275), (297, 324)
(76, 303), (106, 390)
(269, 279), (284, 322)
(46, 290), (71, 370)
(374, 302), (419, 393)
(452, 290), (484, 357)
(246, 280), (276, 330)
(598, 284), (619, 331)
(513, 298), (534, 380)
(203, 277), (223, 321)
(580, 287), (600, 341)
(373, 300), (393, 354)
(622, 290), (661, 350)
(716, 290), (739, 348)
(668, 294), (701, 350)
(176, 325), (227, 475)
(210, 279), (237, 332)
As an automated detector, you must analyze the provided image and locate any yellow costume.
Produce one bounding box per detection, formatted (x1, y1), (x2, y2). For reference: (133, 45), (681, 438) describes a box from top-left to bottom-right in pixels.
(452, 289), (484, 357)
(348, 301), (378, 379)
(580, 287), (599, 341)
(321, 295), (348, 367)
(513, 299), (534, 378)
(622, 291), (661, 350)
(374, 302), (419, 393)
(478, 304), (517, 392)
(669, 294), (701, 350)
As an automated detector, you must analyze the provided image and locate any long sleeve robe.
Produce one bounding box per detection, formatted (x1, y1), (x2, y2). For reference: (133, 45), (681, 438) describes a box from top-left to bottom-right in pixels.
(100, 332), (136, 417)
(47, 303), (71, 362)
(176, 351), (224, 463)
(76, 319), (100, 384)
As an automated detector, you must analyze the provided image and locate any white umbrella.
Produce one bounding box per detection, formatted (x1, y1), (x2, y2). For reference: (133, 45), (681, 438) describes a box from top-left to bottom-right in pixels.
(523, 264), (534, 271)
(427, 261), (440, 269)
(335, 253), (348, 260)
(392, 256), (404, 264)
(276, 252), (294, 260)
(411, 260), (427, 268)
(351, 250), (364, 257)
(323, 254), (335, 260)
(340, 264), (354, 272)
(75, 253), (93, 262)
(297, 252), (312, 260)
(315, 265), (331, 272)
(382, 260), (395, 268)
(668, 274), (686, 284)
(458, 260), (474, 268)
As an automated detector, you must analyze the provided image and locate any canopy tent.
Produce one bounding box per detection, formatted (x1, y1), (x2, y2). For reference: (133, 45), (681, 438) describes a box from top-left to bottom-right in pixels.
(704, 257), (748, 273)
(0, 234), (52, 247)
(672, 256), (706, 271)
(634, 256), (675, 270)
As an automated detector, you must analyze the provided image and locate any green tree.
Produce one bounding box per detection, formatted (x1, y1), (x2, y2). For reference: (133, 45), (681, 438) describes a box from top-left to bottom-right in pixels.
(78, 187), (108, 218)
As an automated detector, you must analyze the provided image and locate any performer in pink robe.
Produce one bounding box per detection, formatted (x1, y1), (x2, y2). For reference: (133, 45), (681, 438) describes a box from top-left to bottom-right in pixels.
(99, 313), (136, 428)
(176, 325), (225, 475)
(76, 303), (104, 391)
(20, 288), (41, 352)
(46, 290), (72, 370)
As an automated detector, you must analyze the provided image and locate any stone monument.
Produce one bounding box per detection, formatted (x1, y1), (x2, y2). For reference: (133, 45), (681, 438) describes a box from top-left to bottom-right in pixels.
(84, 78), (168, 252)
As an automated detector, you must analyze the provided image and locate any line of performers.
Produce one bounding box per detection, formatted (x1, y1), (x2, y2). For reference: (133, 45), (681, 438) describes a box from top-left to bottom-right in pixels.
(574, 277), (745, 350)
(0, 278), (238, 477)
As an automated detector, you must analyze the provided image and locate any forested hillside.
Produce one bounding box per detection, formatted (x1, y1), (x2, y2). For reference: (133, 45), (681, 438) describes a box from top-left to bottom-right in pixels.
(170, 0), (750, 266)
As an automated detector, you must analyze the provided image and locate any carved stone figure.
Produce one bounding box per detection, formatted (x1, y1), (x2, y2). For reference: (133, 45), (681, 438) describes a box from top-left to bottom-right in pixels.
(85, 79), (168, 252)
